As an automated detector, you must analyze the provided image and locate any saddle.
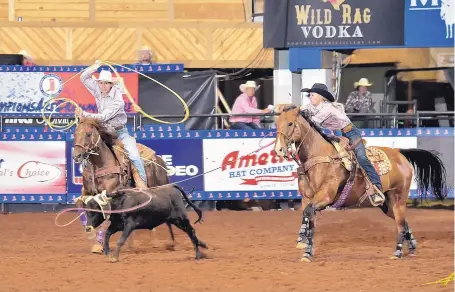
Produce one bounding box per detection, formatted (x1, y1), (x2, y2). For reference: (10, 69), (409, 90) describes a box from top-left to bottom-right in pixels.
(330, 138), (392, 176)
(83, 138), (157, 188)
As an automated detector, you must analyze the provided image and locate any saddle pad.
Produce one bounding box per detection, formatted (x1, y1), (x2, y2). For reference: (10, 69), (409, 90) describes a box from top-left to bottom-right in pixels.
(112, 142), (156, 165)
(331, 140), (353, 171)
(366, 147), (392, 176)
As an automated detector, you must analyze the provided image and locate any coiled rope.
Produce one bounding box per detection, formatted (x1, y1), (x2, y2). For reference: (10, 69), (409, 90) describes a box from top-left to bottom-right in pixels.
(41, 60), (190, 131)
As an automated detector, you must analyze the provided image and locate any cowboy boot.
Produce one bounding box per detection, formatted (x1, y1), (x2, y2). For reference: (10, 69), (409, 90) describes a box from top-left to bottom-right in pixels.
(370, 185), (385, 206)
(132, 165), (147, 189)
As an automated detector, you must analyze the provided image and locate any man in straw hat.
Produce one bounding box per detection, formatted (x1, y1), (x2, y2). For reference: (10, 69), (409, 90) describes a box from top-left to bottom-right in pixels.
(345, 78), (374, 114)
(299, 83), (385, 206)
(137, 46), (153, 65)
(230, 80), (273, 130)
(75, 60), (148, 189)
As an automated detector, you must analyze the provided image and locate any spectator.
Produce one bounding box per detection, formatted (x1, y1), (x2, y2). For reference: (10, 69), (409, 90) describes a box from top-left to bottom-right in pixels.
(19, 50), (35, 66)
(229, 81), (272, 130)
(345, 78), (374, 113)
(345, 78), (375, 128)
(137, 46), (153, 65)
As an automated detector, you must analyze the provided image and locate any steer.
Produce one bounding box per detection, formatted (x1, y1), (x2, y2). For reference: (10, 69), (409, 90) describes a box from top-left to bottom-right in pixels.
(82, 184), (208, 262)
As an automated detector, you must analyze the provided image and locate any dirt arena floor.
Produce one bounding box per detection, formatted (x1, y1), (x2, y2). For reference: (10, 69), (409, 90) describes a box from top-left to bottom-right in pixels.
(0, 208), (453, 292)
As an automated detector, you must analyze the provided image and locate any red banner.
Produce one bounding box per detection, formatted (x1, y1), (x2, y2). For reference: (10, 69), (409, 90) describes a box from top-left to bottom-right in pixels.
(53, 72), (138, 113)
(241, 172), (298, 185)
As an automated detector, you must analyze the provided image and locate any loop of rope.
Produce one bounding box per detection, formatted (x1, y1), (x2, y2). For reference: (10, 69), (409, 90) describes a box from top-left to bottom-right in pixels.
(55, 138), (277, 227)
(55, 189), (154, 227)
(41, 60), (190, 131)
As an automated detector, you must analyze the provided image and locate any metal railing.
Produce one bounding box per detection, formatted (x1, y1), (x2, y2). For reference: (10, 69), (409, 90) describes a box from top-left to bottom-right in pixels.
(0, 111), (453, 132)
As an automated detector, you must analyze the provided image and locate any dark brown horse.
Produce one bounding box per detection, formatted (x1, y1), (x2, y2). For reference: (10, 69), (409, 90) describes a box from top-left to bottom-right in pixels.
(72, 118), (171, 253)
(273, 105), (447, 262)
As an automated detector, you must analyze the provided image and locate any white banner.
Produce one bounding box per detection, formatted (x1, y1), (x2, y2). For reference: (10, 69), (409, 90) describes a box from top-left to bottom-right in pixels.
(203, 137), (418, 192)
(203, 138), (298, 192)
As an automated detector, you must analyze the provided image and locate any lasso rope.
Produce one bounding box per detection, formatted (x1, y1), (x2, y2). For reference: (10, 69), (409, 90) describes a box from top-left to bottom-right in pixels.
(54, 133), (277, 227)
(424, 273), (454, 286)
(41, 60), (190, 131)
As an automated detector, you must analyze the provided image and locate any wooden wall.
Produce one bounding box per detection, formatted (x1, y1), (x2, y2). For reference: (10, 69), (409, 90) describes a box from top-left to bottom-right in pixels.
(8, 0), (247, 22)
(0, 22), (273, 68)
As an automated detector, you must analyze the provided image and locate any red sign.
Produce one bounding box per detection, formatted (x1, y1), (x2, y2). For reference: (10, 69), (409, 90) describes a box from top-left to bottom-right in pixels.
(52, 72), (139, 113)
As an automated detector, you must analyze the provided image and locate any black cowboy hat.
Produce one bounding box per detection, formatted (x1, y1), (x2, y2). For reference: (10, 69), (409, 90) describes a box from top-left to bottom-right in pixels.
(301, 83), (335, 102)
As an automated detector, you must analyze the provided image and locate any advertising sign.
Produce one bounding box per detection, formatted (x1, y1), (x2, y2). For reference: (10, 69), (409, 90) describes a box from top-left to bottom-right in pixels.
(67, 139), (204, 195)
(264, 0), (405, 48)
(0, 141), (66, 194)
(203, 137), (418, 192)
(140, 139), (204, 191)
(203, 138), (298, 192)
(0, 71), (138, 114)
(405, 0), (455, 47)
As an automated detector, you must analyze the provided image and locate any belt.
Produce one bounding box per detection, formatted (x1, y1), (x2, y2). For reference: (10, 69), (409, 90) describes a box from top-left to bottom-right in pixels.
(341, 123), (353, 134)
(114, 125), (126, 131)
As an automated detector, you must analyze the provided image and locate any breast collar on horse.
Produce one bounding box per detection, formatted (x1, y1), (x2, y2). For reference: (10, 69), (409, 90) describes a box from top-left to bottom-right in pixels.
(275, 115), (343, 174)
(75, 133), (102, 192)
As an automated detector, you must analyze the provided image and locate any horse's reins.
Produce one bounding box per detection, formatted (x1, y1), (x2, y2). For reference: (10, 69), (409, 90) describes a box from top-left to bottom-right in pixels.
(275, 114), (310, 165)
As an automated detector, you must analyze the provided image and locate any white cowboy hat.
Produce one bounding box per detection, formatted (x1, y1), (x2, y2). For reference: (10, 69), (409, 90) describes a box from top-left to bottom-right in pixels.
(91, 70), (117, 83)
(239, 81), (259, 93)
(18, 50), (33, 60)
(354, 78), (373, 88)
(139, 45), (151, 51)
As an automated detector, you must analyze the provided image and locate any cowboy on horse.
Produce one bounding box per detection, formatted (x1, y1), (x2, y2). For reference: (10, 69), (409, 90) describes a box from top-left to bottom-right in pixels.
(298, 83), (385, 206)
(75, 60), (148, 188)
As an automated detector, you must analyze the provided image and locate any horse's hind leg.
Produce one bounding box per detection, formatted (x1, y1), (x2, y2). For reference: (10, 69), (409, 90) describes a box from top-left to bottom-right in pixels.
(381, 190), (408, 259)
(403, 220), (417, 256)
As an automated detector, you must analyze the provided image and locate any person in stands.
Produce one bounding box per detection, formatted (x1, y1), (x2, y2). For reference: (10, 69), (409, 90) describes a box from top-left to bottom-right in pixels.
(230, 81), (272, 130)
(19, 50), (35, 66)
(345, 78), (374, 114)
(137, 46), (153, 65)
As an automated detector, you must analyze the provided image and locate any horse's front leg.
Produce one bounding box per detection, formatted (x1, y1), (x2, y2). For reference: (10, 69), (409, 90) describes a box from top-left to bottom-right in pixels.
(296, 184), (335, 262)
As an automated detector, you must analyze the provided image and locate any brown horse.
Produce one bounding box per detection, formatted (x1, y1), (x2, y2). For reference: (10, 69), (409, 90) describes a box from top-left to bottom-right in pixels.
(273, 105), (447, 262)
(72, 118), (171, 252)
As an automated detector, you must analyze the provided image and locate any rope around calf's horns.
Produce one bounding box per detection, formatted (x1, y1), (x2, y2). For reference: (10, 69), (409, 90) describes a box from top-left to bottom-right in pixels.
(41, 60), (191, 131)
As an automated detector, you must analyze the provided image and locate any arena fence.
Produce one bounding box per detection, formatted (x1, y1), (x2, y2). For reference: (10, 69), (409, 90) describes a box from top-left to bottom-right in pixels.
(0, 113), (453, 207)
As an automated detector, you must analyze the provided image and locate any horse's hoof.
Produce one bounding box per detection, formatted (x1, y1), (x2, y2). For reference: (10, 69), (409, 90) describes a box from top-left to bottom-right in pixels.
(300, 256), (312, 263)
(108, 254), (118, 263)
(390, 255), (402, 260)
(296, 242), (308, 250)
(408, 253), (417, 257)
(91, 243), (104, 254)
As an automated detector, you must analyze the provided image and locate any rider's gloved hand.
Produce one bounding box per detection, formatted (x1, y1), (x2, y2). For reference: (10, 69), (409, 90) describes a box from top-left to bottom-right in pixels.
(90, 60), (102, 71)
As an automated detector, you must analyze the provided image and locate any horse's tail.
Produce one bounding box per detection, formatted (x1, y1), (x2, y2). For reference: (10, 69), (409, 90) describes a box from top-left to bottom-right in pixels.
(173, 184), (203, 224)
(399, 149), (448, 201)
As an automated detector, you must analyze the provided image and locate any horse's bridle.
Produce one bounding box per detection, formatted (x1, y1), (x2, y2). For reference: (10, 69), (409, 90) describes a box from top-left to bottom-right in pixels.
(74, 131), (101, 161)
(275, 114), (311, 165)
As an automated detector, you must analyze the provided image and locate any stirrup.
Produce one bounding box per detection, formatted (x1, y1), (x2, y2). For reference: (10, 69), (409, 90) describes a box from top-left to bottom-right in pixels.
(369, 188), (385, 206)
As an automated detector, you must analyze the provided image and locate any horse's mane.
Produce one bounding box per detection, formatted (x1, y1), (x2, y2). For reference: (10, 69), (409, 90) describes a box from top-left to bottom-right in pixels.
(78, 117), (118, 148)
(282, 105), (335, 143)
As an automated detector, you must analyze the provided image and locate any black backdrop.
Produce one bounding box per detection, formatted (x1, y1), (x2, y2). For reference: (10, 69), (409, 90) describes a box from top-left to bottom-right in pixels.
(138, 70), (217, 130)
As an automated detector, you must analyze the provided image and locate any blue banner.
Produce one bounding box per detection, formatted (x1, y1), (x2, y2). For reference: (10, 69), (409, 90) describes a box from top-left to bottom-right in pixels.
(405, 0), (455, 47)
(138, 139), (204, 192)
(66, 138), (204, 197)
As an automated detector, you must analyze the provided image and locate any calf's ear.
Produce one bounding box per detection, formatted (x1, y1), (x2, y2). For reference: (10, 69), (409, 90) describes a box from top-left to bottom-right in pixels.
(107, 190), (125, 198)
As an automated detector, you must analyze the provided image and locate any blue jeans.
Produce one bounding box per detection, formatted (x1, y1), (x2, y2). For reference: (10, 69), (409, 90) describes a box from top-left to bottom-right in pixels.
(342, 126), (382, 191)
(230, 122), (261, 130)
(116, 128), (147, 184)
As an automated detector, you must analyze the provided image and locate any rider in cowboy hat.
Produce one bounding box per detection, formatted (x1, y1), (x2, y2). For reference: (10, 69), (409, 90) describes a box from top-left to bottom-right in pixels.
(299, 83), (385, 206)
(75, 60), (148, 188)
